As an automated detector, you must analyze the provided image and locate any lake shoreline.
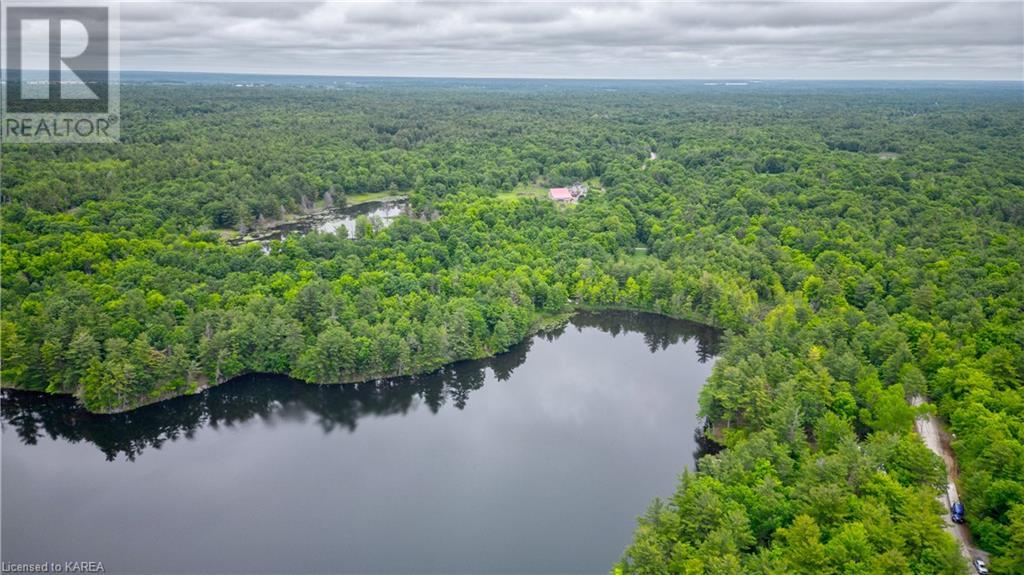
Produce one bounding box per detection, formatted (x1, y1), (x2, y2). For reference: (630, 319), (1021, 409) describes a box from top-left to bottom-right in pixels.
(1, 307), (720, 416)
(2, 307), (721, 572)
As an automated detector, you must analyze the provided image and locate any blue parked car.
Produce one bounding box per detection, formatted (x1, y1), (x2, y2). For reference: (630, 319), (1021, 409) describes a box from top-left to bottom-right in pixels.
(951, 501), (965, 524)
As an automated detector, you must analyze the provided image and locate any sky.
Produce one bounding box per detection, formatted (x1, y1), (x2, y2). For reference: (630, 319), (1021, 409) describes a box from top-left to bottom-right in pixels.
(110, 1), (1024, 80)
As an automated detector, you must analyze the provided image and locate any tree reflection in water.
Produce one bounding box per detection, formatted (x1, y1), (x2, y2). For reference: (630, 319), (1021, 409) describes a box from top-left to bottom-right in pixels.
(1, 311), (720, 462)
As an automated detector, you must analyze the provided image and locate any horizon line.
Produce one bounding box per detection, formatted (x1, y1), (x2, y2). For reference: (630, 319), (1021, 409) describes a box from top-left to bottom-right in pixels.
(119, 69), (1024, 83)
(4, 68), (1021, 83)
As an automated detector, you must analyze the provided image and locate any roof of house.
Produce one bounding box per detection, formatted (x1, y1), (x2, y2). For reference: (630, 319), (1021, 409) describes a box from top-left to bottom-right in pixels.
(549, 187), (572, 200)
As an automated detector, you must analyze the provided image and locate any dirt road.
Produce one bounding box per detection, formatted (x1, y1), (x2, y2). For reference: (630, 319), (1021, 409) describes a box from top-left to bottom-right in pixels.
(911, 396), (987, 571)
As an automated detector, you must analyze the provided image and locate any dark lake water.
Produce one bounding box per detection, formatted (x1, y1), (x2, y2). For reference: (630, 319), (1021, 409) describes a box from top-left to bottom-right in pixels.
(1, 311), (719, 574)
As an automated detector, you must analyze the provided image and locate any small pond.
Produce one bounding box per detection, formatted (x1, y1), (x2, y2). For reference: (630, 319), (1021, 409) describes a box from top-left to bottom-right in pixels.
(230, 199), (408, 245)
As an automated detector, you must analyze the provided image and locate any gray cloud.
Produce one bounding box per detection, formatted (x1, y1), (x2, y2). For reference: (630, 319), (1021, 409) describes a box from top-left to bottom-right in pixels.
(116, 1), (1024, 80)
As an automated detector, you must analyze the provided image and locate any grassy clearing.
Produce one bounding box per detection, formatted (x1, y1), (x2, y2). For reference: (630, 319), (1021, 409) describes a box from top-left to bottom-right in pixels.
(495, 183), (549, 201)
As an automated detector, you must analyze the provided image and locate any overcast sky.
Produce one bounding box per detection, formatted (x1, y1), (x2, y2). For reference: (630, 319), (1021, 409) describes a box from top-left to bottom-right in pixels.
(115, 1), (1023, 80)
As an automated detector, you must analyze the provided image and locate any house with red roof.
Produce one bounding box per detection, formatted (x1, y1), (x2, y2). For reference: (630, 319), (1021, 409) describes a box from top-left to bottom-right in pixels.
(548, 187), (572, 201)
(548, 182), (588, 203)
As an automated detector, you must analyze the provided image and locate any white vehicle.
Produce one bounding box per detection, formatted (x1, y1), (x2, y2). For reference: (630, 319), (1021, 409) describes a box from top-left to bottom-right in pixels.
(974, 558), (989, 574)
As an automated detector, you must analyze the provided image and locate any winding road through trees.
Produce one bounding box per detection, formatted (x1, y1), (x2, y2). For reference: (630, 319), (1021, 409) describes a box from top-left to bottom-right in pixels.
(912, 396), (988, 571)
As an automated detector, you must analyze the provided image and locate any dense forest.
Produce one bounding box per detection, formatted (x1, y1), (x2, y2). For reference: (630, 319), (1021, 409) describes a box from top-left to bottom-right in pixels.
(2, 80), (1022, 573)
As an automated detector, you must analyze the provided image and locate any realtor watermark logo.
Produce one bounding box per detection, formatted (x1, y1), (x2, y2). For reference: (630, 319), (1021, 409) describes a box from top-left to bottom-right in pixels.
(2, 2), (119, 144)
